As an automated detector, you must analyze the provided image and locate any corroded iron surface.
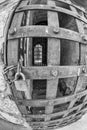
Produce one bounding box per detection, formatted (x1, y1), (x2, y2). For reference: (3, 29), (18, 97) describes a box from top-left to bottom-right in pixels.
(1, 0), (87, 130)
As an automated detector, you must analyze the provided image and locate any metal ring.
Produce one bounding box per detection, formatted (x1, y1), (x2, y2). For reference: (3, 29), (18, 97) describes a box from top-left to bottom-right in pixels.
(15, 72), (25, 81)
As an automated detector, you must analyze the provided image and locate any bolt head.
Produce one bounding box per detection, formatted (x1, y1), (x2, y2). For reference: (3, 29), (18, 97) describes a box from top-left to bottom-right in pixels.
(82, 67), (86, 73)
(53, 27), (59, 34)
(51, 70), (58, 77)
(82, 35), (87, 41)
(49, 101), (53, 105)
(84, 24), (87, 29)
(51, 5), (56, 9)
(9, 27), (16, 35)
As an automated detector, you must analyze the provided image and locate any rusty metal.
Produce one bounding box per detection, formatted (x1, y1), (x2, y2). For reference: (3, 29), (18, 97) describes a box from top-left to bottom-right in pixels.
(3, 0), (87, 130)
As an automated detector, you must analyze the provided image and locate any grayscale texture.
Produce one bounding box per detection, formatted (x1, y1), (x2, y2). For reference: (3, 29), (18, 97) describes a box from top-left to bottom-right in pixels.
(0, 0), (87, 130)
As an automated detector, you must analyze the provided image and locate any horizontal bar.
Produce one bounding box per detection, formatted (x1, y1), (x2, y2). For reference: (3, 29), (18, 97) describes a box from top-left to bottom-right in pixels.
(28, 112), (86, 129)
(8, 26), (86, 44)
(11, 89), (87, 107)
(24, 103), (83, 119)
(48, 115), (82, 129)
(16, 5), (87, 23)
(27, 105), (87, 126)
(21, 65), (87, 79)
(4, 65), (87, 79)
(18, 0), (85, 13)
(56, 0), (85, 13)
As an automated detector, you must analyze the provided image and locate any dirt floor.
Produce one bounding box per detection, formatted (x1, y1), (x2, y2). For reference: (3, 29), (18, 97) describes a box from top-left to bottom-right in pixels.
(0, 119), (31, 130)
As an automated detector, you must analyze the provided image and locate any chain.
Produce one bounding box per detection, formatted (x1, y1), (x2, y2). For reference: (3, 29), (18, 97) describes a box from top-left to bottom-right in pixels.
(3, 65), (17, 85)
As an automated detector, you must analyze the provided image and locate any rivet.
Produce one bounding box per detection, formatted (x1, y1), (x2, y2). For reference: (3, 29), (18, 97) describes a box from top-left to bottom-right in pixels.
(20, 119), (24, 124)
(9, 27), (16, 35)
(40, 5), (44, 7)
(82, 67), (86, 73)
(51, 5), (56, 9)
(0, 93), (5, 98)
(53, 27), (59, 34)
(49, 101), (53, 105)
(46, 28), (48, 33)
(84, 24), (87, 29)
(82, 35), (87, 41)
(51, 70), (58, 77)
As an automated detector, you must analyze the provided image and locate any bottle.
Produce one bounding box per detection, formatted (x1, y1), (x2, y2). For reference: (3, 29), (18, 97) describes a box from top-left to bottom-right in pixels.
(34, 44), (42, 66)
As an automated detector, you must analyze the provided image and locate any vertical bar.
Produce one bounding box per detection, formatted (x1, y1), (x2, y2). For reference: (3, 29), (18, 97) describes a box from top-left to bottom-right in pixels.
(45, 0), (60, 121)
(63, 5), (86, 118)
(70, 5), (85, 95)
(70, 6), (87, 111)
(7, 0), (29, 115)
(7, 0), (29, 66)
(26, 1), (33, 106)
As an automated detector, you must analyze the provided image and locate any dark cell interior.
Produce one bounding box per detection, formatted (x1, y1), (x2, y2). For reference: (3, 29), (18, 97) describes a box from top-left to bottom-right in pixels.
(53, 102), (70, 113)
(21, 11), (27, 26)
(59, 13), (78, 32)
(68, 109), (78, 116)
(30, 107), (45, 115)
(81, 103), (87, 110)
(74, 96), (86, 107)
(71, 0), (87, 8)
(32, 38), (47, 66)
(30, 0), (47, 5)
(48, 124), (57, 128)
(76, 8), (84, 16)
(31, 117), (44, 122)
(60, 40), (80, 66)
(32, 10), (48, 25)
(76, 112), (82, 117)
(32, 118), (44, 122)
(51, 115), (63, 121)
(55, 0), (71, 10)
(32, 80), (46, 99)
